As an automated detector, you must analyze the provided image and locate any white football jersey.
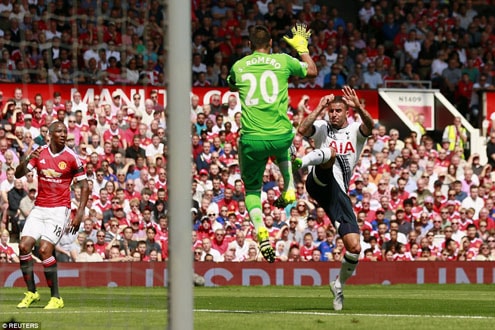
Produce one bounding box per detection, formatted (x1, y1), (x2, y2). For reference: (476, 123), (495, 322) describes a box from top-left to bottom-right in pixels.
(310, 120), (368, 193)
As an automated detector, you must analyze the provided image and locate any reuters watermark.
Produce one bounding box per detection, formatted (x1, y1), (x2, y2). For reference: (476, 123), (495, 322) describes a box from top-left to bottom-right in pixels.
(1, 321), (40, 329)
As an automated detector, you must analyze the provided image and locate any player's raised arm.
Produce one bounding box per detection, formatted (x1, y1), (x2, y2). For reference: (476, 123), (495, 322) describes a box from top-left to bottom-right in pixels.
(14, 158), (30, 179)
(283, 23), (317, 78)
(298, 94), (334, 137)
(15, 148), (41, 179)
(341, 86), (374, 136)
(299, 53), (317, 78)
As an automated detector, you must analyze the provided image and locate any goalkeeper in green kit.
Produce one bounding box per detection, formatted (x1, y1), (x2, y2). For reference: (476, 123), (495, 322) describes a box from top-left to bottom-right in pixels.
(227, 24), (317, 262)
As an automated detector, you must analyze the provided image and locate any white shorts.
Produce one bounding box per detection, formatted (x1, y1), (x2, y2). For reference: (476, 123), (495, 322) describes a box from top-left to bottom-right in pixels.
(21, 206), (71, 245)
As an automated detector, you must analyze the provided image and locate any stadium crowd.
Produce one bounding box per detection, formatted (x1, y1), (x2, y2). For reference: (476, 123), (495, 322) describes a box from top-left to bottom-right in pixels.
(1, 0), (495, 264)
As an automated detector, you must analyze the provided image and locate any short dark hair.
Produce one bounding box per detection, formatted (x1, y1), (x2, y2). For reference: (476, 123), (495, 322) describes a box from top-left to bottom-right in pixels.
(330, 95), (348, 109)
(466, 223), (476, 231)
(48, 121), (64, 134)
(249, 25), (271, 50)
(141, 187), (152, 196)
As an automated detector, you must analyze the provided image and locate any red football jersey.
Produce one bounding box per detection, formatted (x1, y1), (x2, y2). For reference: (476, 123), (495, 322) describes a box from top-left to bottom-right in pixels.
(300, 245), (315, 261)
(28, 146), (86, 208)
(0, 243), (16, 258)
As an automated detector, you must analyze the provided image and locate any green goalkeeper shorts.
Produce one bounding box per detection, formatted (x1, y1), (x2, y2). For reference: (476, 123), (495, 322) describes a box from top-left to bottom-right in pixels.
(238, 134), (294, 192)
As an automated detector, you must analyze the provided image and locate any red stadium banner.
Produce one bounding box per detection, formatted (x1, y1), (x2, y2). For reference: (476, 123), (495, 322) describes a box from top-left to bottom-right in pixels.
(0, 262), (493, 287)
(0, 84), (380, 119)
(485, 91), (495, 124)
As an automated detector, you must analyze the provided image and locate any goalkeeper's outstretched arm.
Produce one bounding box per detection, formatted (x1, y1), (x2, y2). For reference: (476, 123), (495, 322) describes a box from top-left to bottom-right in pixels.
(283, 23), (317, 78)
(300, 53), (317, 78)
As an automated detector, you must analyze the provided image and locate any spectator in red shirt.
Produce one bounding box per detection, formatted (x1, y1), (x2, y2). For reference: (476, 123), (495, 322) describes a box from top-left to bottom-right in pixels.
(359, 197), (375, 223)
(105, 57), (121, 83)
(127, 197), (143, 223)
(300, 232), (316, 261)
(393, 23), (408, 54)
(196, 217), (213, 241)
(93, 188), (111, 215)
(103, 22), (122, 44)
(264, 214), (279, 239)
(224, 122), (238, 149)
(123, 179), (141, 201)
(191, 134), (203, 161)
(52, 92), (65, 113)
(94, 230), (108, 259)
(465, 223), (483, 257)
(393, 244), (411, 261)
(211, 228), (229, 255)
(0, 229), (19, 263)
(135, 240), (150, 261)
(217, 187), (238, 212)
(103, 118), (127, 150)
(456, 73), (473, 118)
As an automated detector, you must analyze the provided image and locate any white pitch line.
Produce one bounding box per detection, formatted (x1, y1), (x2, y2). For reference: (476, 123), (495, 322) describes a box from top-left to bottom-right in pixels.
(195, 309), (495, 320)
(1, 309), (493, 320)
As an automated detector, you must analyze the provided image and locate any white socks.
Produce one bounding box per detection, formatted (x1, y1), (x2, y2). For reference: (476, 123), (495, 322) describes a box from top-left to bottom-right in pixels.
(336, 251), (359, 288)
(301, 148), (334, 168)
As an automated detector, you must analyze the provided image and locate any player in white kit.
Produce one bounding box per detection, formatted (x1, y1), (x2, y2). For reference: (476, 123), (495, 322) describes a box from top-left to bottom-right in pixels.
(294, 86), (374, 310)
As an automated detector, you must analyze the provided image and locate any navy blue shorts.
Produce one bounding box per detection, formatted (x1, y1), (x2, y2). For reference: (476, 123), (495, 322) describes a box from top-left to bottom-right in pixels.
(305, 167), (359, 237)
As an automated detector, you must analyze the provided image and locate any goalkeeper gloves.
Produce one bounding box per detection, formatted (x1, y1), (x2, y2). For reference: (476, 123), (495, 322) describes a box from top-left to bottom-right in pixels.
(283, 23), (312, 55)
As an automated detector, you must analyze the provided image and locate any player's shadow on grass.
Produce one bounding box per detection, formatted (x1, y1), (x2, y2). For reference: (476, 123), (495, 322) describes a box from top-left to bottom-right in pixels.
(290, 305), (340, 312)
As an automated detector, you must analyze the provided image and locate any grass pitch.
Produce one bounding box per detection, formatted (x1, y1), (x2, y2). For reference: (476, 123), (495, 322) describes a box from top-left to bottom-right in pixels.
(0, 284), (494, 329)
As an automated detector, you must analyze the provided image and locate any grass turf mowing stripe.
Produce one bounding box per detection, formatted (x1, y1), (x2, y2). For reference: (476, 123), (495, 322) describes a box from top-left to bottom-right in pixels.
(0, 310), (165, 315)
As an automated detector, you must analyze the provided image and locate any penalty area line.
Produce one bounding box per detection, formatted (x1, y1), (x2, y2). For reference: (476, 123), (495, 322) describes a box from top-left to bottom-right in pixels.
(195, 309), (494, 320)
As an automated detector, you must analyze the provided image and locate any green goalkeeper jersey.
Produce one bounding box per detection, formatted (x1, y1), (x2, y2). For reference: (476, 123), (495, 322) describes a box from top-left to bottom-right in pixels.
(228, 51), (308, 139)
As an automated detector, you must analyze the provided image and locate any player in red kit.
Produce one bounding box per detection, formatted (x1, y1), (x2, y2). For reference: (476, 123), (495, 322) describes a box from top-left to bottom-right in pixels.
(15, 121), (89, 309)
